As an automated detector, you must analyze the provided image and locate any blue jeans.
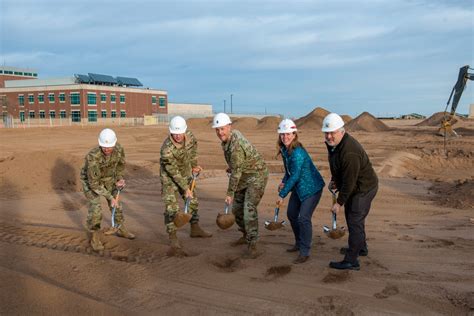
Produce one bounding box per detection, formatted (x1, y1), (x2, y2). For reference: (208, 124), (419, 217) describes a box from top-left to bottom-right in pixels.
(287, 190), (323, 257)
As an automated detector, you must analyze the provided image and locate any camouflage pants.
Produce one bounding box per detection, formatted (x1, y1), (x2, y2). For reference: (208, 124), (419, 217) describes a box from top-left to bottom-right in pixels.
(233, 169), (268, 243)
(84, 188), (124, 231)
(161, 179), (199, 234)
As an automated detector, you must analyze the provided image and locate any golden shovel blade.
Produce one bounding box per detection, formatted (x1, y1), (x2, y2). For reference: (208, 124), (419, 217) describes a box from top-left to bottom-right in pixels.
(264, 220), (286, 231)
(174, 212), (192, 228)
(325, 227), (346, 239)
(216, 213), (235, 230)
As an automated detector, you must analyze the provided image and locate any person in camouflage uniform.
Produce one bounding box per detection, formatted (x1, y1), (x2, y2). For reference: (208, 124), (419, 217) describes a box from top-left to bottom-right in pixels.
(80, 128), (135, 252)
(160, 116), (212, 249)
(212, 113), (268, 259)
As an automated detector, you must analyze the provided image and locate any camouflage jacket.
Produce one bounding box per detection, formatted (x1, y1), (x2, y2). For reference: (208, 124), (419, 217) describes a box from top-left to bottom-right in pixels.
(222, 130), (267, 197)
(160, 131), (198, 191)
(80, 143), (125, 200)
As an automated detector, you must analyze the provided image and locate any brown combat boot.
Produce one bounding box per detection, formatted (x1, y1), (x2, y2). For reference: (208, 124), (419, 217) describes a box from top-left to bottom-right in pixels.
(90, 230), (104, 252)
(169, 231), (182, 249)
(116, 225), (136, 240)
(190, 223), (213, 238)
(230, 231), (247, 247)
(243, 242), (260, 259)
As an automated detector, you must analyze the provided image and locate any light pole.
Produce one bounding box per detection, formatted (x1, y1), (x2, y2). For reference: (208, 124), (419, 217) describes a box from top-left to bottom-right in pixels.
(230, 94), (233, 114)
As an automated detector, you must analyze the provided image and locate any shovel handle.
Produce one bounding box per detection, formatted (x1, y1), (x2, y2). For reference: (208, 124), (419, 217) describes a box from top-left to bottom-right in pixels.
(111, 188), (123, 228)
(273, 206), (280, 222)
(332, 212), (337, 230)
(184, 197), (191, 214)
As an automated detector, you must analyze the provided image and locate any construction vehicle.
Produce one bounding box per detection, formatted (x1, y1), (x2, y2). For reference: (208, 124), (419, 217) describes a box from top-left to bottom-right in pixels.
(438, 65), (474, 137)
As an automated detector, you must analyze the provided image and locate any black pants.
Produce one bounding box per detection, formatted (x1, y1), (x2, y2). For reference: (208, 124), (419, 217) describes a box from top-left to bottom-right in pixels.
(344, 185), (378, 263)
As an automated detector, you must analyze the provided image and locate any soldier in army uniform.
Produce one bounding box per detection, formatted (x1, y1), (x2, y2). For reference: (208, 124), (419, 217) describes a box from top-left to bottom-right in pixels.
(160, 116), (212, 250)
(80, 128), (135, 252)
(212, 113), (269, 259)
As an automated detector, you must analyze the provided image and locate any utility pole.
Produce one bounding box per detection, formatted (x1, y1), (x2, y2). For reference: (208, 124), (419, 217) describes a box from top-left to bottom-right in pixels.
(224, 100), (226, 113)
(230, 94), (233, 114)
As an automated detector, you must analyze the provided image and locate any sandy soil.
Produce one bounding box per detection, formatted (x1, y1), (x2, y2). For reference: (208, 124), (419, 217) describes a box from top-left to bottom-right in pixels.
(0, 117), (473, 315)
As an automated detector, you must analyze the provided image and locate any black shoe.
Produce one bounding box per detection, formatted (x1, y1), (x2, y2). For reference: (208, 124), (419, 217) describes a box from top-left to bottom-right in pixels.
(293, 255), (309, 264)
(286, 245), (299, 253)
(329, 260), (360, 270)
(339, 247), (368, 256)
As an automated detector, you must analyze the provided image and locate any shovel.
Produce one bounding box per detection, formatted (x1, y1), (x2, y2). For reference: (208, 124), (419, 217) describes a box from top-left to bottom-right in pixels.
(216, 203), (235, 230)
(265, 201), (286, 230)
(104, 187), (123, 235)
(323, 188), (346, 239)
(174, 173), (198, 228)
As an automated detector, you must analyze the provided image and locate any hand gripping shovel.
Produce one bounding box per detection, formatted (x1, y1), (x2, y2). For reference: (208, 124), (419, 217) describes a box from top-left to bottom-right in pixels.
(216, 203), (235, 230)
(265, 201), (286, 231)
(174, 173), (198, 228)
(323, 188), (346, 239)
(104, 187), (124, 235)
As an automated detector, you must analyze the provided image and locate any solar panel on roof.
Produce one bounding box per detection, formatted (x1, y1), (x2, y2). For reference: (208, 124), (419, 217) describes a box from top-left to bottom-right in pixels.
(75, 74), (91, 83)
(116, 76), (143, 87)
(88, 73), (117, 84)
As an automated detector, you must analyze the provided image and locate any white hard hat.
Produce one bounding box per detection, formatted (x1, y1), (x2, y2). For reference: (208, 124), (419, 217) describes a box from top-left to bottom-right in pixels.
(278, 119), (297, 134)
(212, 113), (232, 128)
(321, 113), (345, 132)
(98, 128), (117, 147)
(169, 116), (187, 134)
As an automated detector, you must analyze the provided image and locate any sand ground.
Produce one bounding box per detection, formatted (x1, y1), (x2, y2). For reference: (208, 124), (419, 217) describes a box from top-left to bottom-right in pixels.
(0, 119), (473, 315)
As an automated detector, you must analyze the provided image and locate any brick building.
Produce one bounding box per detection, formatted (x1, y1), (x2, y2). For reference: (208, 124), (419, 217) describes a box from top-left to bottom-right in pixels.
(0, 66), (168, 123)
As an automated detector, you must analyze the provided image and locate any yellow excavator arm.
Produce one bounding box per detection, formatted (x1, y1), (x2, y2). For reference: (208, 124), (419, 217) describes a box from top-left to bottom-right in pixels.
(439, 65), (474, 136)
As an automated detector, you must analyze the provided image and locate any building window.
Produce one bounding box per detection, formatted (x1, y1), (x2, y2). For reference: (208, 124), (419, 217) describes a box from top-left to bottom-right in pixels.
(100, 93), (106, 102)
(101, 110), (107, 118)
(71, 110), (81, 122)
(88, 110), (97, 122)
(28, 94), (34, 104)
(48, 93), (55, 103)
(18, 95), (24, 106)
(20, 111), (25, 122)
(29, 111), (35, 118)
(70, 92), (80, 105)
(49, 111), (56, 118)
(159, 96), (166, 108)
(110, 94), (116, 103)
(87, 93), (97, 105)
(120, 110), (126, 118)
(59, 93), (66, 103)
(111, 110), (117, 118)
(152, 96), (157, 104)
(120, 94), (125, 103)
(39, 110), (46, 119)
(38, 94), (44, 103)
(60, 110), (67, 118)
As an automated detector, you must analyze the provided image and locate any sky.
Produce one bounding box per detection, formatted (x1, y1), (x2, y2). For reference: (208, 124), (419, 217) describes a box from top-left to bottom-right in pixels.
(1, 0), (473, 118)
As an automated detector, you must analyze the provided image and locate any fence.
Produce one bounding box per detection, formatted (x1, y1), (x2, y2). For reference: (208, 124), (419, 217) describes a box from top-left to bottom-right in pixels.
(1, 116), (144, 128)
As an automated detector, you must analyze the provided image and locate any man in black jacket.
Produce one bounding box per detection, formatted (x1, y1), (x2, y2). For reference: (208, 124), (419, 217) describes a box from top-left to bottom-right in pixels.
(322, 113), (378, 270)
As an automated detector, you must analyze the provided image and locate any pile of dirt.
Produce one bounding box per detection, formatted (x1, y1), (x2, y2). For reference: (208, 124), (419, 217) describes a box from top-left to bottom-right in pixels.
(0, 151), (84, 196)
(257, 116), (280, 130)
(232, 117), (259, 130)
(345, 112), (390, 132)
(295, 107), (330, 129)
(187, 117), (213, 129)
(341, 115), (352, 124)
(416, 112), (461, 127)
(430, 180), (474, 210)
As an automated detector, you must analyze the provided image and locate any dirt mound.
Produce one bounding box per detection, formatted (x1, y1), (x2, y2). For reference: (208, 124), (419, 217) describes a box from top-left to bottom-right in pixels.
(416, 112), (462, 127)
(0, 151), (83, 196)
(295, 107), (330, 129)
(430, 180), (474, 210)
(341, 115), (352, 124)
(187, 117), (213, 129)
(257, 116), (280, 130)
(232, 117), (259, 130)
(345, 112), (390, 132)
